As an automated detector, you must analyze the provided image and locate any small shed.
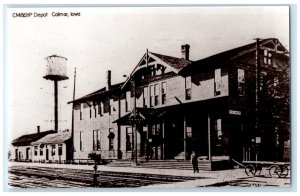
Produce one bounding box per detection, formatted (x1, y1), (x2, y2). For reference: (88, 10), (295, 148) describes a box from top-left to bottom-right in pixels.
(31, 130), (72, 163)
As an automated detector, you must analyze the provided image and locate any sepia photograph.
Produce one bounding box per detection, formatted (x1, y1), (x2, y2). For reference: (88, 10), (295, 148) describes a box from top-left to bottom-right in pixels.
(3, 4), (292, 191)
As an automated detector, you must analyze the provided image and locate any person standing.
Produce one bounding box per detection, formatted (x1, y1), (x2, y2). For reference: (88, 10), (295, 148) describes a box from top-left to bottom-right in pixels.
(191, 151), (199, 173)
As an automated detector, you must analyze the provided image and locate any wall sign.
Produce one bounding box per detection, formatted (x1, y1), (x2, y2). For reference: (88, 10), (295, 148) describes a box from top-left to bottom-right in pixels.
(229, 110), (241, 115)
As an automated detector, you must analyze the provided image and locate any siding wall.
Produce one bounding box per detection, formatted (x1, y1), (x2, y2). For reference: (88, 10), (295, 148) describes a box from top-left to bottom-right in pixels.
(31, 143), (67, 162)
(74, 98), (119, 159)
(12, 146), (32, 161)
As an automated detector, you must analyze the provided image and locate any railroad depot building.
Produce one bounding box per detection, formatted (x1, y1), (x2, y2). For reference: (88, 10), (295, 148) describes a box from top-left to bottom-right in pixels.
(70, 38), (289, 169)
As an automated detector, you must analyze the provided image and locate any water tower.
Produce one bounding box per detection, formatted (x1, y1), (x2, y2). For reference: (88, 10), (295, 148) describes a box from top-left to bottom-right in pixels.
(43, 55), (69, 132)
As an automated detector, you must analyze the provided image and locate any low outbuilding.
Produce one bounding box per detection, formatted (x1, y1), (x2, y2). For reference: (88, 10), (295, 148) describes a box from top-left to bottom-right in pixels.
(11, 126), (55, 162)
(31, 130), (72, 163)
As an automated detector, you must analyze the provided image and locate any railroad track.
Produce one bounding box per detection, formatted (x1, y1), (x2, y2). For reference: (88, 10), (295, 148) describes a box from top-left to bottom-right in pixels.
(8, 166), (199, 188)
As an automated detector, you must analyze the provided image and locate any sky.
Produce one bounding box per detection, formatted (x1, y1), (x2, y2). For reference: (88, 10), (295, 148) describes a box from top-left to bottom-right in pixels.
(6, 6), (289, 142)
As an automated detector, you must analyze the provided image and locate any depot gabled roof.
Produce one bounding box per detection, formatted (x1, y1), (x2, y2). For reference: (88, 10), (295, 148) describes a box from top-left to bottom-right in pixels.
(150, 52), (192, 70)
(121, 51), (192, 89)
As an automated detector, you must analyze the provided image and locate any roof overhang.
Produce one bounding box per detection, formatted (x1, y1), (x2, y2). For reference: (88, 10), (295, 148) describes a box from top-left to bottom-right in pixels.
(113, 107), (164, 125)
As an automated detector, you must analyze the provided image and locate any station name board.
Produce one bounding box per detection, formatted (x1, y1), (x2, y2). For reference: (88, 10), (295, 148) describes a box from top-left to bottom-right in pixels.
(229, 110), (241, 115)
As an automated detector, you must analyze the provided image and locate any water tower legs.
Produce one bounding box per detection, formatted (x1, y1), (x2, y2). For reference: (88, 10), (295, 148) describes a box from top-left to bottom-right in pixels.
(54, 80), (58, 132)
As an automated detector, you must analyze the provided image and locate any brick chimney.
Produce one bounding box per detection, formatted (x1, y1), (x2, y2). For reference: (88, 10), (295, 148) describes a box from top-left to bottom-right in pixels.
(37, 126), (40, 134)
(181, 44), (190, 60)
(106, 70), (111, 90)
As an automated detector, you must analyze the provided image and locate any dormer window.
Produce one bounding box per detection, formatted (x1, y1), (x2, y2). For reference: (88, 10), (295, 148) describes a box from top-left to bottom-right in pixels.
(264, 49), (272, 65)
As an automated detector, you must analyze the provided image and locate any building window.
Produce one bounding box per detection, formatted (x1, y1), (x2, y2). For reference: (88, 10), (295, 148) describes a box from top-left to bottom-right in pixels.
(154, 84), (159, 106)
(215, 119), (222, 140)
(161, 82), (167, 105)
(103, 99), (110, 114)
(238, 69), (245, 96)
(94, 105), (97, 118)
(126, 127), (132, 151)
(58, 144), (63, 156)
(93, 130), (101, 151)
(98, 102), (103, 116)
(150, 85), (154, 107)
(187, 127), (192, 138)
(80, 104), (83, 120)
(109, 99), (114, 115)
(126, 91), (131, 112)
(52, 145), (56, 156)
(39, 147), (43, 156)
(34, 146), (38, 156)
(143, 87), (148, 108)
(214, 68), (221, 96)
(151, 124), (160, 136)
(89, 106), (92, 119)
(151, 124), (156, 136)
(80, 131), (83, 151)
(264, 49), (272, 65)
(108, 128), (114, 151)
(185, 76), (192, 100)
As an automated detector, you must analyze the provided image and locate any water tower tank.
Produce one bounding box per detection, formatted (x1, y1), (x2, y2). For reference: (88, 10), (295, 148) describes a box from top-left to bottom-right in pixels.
(43, 55), (69, 81)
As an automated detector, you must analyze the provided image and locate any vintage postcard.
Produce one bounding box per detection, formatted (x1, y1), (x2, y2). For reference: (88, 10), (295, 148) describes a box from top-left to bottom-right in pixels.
(4, 4), (293, 191)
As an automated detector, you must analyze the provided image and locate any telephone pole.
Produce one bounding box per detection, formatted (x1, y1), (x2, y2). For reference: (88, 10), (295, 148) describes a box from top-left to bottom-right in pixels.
(71, 67), (76, 159)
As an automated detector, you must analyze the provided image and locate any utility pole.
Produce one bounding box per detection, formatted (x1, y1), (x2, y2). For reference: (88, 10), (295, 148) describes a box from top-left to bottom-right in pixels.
(255, 38), (260, 133)
(131, 79), (138, 166)
(54, 80), (58, 132)
(255, 38), (261, 161)
(71, 67), (76, 159)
